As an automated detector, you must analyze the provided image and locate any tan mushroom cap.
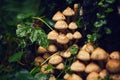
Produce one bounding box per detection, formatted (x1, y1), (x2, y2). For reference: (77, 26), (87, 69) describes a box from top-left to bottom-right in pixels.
(60, 49), (71, 58)
(77, 50), (90, 61)
(49, 75), (56, 80)
(106, 59), (120, 73)
(34, 56), (44, 66)
(70, 60), (85, 72)
(73, 31), (82, 39)
(86, 72), (99, 80)
(47, 30), (59, 40)
(52, 11), (66, 21)
(67, 74), (83, 80)
(37, 46), (47, 54)
(49, 54), (63, 65)
(85, 63), (101, 73)
(48, 44), (57, 53)
(64, 73), (71, 80)
(63, 7), (75, 16)
(54, 20), (68, 30)
(91, 47), (109, 60)
(41, 64), (54, 74)
(66, 33), (73, 40)
(99, 69), (108, 79)
(43, 53), (51, 59)
(57, 34), (69, 44)
(110, 74), (120, 80)
(68, 22), (78, 30)
(81, 43), (95, 53)
(110, 51), (120, 60)
(56, 63), (65, 70)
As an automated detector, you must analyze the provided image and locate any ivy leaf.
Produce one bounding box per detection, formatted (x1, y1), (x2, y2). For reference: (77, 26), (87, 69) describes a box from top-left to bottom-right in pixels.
(94, 20), (107, 27)
(104, 27), (112, 34)
(34, 72), (48, 80)
(19, 39), (26, 48)
(105, 8), (113, 13)
(96, 13), (106, 19)
(69, 46), (78, 55)
(29, 29), (38, 43)
(9, 51), (24, 63)
(44, 65), (54, 71)
(105, 0), (115, 4)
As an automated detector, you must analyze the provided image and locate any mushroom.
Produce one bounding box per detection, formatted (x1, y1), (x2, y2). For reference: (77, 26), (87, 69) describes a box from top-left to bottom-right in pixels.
(106, 59), (120, 73)
(43, 53), (51, 59)
(60, 49), (71, 58)
(37, 46), (47, 54)
(48, 44), (57, 53)
(81, 43), (95, 53)
(41, 64), (54, 74)
(86, 72), (99, 80)
(64, 73), (71, 80)
(73, 4), (79, 21)
(67, 74), (83, 80)
(73, 31), (82, 43)
(47, 30), (59, 41)
(91, 47), (109, 60)
(110, 51), (120, 60)
(52, 11), (66, 21)
(57, 34), (69, 44)
(49, 75), (56, 80)
(66, 32), (73, 40)
(34, 56), (44, 66)
(99, 69), (108, 79)
(49, 54), (63, 65)
(63, 7), (75, 23)
(54, 20), (68, 30)
(85, 63), (101, 73)
(77, 50), (90, 61)
(110, 74), (120, 80)
(70, 60), (85, 72)
(56, 63), (65, 70)
(68, 22), (78, 31)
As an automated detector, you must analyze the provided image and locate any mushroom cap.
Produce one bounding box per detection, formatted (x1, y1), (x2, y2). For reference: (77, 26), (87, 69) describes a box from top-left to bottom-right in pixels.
(66, 33), (73, 40)
(70, 60), (85, 72)
(57, 34), (69, 44)
(110, 74), (120, 80)
(37, 46), (47, 54)
(34, 56), (44, 66)
(67, 74), (83, 80)
(63, 7), (75, 16)
(74, 4), (79, 9)
(43, 53), (51, 59)
(52, 11), (66, 21)
(86, 72), (99, 80)
(56, 63), (64, 70)
(48, 30), (59, 40)
(99, 69), (108, 79)
(81, 43), (95, 53)
(68, 22), (78, 30)
(73, 31), (82, 39)
(60, 49), (71, 58)
(64, 73), (71, 80)
(77, 50), (90, 61)
(49, 75), (56, 80)
(110, 51), (120, 60)
(85, 63), (101, 73)
(48, 44), (57, 53)
(91, 47), (109, 60)
(41, 64), (54, 74)
(54, 20), (68, 30)
(106, 59), (120, 73)
(49, 54), (63, 65)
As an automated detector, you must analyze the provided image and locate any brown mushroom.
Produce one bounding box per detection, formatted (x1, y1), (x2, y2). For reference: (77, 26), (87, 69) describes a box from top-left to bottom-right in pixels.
(52, 11), (66, 21)
(106, 59), (120, 73)
(49, 75), (56, 80)
(64, 73), (71, 80)
(37, 46), (47, 54)
(48, 44), (57, 53)
(73, 31), (82, 43)
(77, 50), (90, 61)
(110, 51), (120, 60)
(56, 63), (65, 70)
(85, 63), (101, 73)
(67, 74), (83, 80)
(60, 49), (71, 58)
(34, 56), (44, 66)
(70, 60), (85, 72)
(66, 33), (73, 40)
(47, 30), (59, 41)
(43, 53), (51, 59)
(41, 64), (54, 74)
(86, 72), (99, 80)
(73, 4), (79, 21)
(68, 22), (78, 30)
(57, 34), (69, 44)
(99, 69), (108, 79)
(110, 74), (120, 80)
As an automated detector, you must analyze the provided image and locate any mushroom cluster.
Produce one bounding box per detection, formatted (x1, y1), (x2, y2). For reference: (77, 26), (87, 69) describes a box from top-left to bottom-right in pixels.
(34, 4), (120, 80)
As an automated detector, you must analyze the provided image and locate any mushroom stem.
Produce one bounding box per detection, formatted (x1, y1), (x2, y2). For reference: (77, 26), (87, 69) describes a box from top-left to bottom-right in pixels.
(73, 4), (79, 21)
(66, 17), (71, 24)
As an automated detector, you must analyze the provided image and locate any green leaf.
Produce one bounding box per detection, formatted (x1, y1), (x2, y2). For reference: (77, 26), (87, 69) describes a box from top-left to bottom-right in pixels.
(19, 39), (26, 48)
(30, 67), (40, 75)
(43, 18), (55, 27)
(96, 13), (105, 19)
(105, 8), (113, 13)
(9, 51), (23, 63)
(69, 46), (78, 55)
(44, 65), (54, 71)
(104, 27), (112, 34)
(34, 72), (48, 80)
(29, 29), (38, 43)
(94, 20), (107, 27)
(105, 0), (115, 4)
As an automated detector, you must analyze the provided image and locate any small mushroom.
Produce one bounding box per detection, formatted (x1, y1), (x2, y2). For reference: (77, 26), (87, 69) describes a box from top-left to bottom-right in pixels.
(37, 46), (47, 54)
(91, 47), (109, 60)
(99, 69), (108, 79)
(56, 63), (65, 70)
(48, 44), (57, 53)
(49, 75), (56, 80)
(81, 43), (95, 53)
(60, 49), (71, 58)
(73, 31), (82, 43)
(64, 73), (71, 80)
(66, 33), (73, 40)
(73, 4), (79, 21)
(49, 54), (63, 65)
(54, 20), (68, 30)
(57, 34), (69, 44)
(86, 72), (99, 80)
(77, 50), (90, 61)
(70, 60), (85, 72)
(48, 30), (59, 41)
(68, 22), (78, 30)
(43, 53), (51, 59)
(110, 74), (120, 80)
(110, 51), (120, 60)
(67, 74), (83, 80)
(85, 63), (101, 73)
(52, 11), (66, 21)
(34, 56), (44, 66)
(41, 64), (54, 74)
(106, 59), (120, 73)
